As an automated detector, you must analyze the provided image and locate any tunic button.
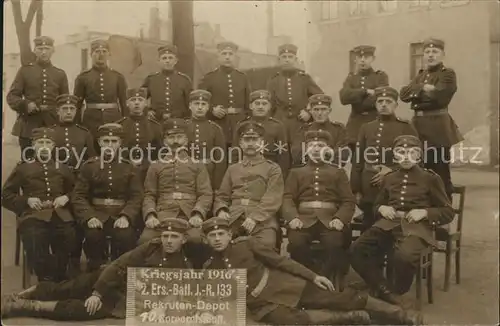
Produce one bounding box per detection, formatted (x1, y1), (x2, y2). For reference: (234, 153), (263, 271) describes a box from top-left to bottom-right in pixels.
(400, 197), (404, 200)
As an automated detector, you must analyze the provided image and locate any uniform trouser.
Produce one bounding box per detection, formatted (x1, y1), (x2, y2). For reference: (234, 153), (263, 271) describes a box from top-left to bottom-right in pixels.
(350, 226), (427, 295)
(19, 216), (76, 282)
(231, 215), (277, 249)
(83, 219), (137, 271)
(19, 137), (34, 161)
(260, 282), (367, 325)
(359, 202), (378, 231)
(287, 222), (350, 279)
(424, 146), (453, 200)
(24, 270), (114, 320)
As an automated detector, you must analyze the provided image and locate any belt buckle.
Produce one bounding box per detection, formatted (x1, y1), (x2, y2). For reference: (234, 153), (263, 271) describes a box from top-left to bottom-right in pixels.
(104, 198), (113, 205)
(241, 199), (250, 206)
(172, 192), (182, 200)
(416, 111), (424, 117)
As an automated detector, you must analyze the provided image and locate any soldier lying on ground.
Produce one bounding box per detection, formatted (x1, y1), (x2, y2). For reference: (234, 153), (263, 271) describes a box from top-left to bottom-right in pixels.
(1, 219), (193, 321)
(201, 217), (423, 325)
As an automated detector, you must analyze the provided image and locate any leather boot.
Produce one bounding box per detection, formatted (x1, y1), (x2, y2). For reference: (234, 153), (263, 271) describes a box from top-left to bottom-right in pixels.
(305, 309), (371, 325)
(377, 285), (407, 306)
(1, 295), (57, 319)
(364, 295), (423, 325)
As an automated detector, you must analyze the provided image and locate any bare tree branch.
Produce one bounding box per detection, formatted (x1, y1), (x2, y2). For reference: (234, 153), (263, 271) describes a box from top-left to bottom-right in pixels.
(25, 0), (41, 27)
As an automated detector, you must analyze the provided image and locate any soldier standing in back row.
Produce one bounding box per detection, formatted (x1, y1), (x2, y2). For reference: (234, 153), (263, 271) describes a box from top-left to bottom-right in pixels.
(339, 45), (389, 160)
(198, 41), (251, 149)
(400, 38), (463, 199)
(267, 43), (323, 145)
(7, 36), (69, 160)
(74, 39), (128, 149)
(142, 44), (192, 122)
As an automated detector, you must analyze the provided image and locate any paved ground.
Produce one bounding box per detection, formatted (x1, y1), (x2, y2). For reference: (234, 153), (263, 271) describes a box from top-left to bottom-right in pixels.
(1, 143), (499, 325)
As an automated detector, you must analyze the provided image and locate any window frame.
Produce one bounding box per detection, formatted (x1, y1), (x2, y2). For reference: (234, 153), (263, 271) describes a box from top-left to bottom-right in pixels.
(377, 0), (398, 13)
(439, 0), (471, 8)
(320, 1), (340, 21)
(81, 48), (89, 72)
(409, 42), (425, 80)
(409, 0), (431, 8)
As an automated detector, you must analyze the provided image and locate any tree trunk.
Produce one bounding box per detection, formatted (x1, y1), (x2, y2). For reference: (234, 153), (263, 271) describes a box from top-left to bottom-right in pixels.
(11, 0), (42, 65)
(171, 0), (195, 80)
(35, 0), (43, 37)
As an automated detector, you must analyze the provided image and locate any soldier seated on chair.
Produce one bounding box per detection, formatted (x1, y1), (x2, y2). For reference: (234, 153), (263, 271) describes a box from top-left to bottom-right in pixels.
(201, 217), (422, 326)
(1, 219), (194, 321)
(71, 123), (143, 272)
(214, 121), (284, 248)
(2, 127), (76, 282)
(351, 135), (454, 305)
(283, 129), (355, 282)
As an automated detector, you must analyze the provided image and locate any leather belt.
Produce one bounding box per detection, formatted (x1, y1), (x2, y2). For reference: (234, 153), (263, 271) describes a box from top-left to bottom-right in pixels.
(166, 192), (196, 200)
(92, 198), (126, 206)
(234, 198), (258, 206)
(299, 201), (337, 209)
(414, 108), (448, 117)
(226, 107), (243, 114)
(250, 267), (269, 298)
(86, 103), (119, 110)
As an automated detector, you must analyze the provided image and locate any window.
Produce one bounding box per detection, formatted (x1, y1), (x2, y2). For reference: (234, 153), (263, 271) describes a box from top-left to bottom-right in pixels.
(440, 0), (470, 7)
(349, 50), (357, 73)
(349, 0), (367, 16)
(409, 0), (430, 7)
(378, 0), (398, 13)
(320, 1), (339, 21)
(410, 42), (424, 79)
(81, 48), (88, 72)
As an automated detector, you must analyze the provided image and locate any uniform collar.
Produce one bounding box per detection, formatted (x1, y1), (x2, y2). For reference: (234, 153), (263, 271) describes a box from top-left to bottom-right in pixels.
(378, 114), (397, 121)
(307, 159), (327, 168)
(358, 67), (374, 76)
(251, 116), (268, 123)
(129, 114), (147, 121)
(311, 120), (330, 127)
(92, 64), (109, 72)
(219, 65), (235, 74)
(427, 62), (444, 73)
(191, 116), (208, 122)
(280, 68), (299, 77)
(162, 149), (189, 162)
(242, 155), (265, 167)
(161, 69), (176, 76)
(36, 60), (53, 68)
(58, 121), (76, 127)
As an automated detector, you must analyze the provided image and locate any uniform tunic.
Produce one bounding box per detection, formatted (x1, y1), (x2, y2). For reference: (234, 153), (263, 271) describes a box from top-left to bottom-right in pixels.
(74, 66), (128, 137)
(198, 66), (251, 143)
(339, 68), (389, 145)
(52, 123), (96, 170)
(266, 69), (323, 140)
(185, 117), (227, 190)
(7, 61), (69, 138)
(142, 70), (192, 121)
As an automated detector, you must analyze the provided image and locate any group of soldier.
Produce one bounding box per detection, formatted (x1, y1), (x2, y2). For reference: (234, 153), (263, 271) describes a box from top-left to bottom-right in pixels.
(0, 34), (462, 325)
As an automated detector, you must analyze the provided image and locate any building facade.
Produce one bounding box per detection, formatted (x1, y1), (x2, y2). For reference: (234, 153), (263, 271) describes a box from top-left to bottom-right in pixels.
(306, 0), (499, 165)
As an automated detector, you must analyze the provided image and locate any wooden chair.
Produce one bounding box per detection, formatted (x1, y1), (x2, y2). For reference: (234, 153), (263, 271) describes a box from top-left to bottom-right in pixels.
(434, 185), (466, 291)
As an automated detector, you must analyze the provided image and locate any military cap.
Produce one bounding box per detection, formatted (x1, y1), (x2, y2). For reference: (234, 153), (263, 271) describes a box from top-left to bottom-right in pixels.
(423, 38), (445, 50)
(237, 121), (265, 138)
(250, 90), (271, 103)
(31, 127), (56, 141)
(158, 44), (178, 56)
(278, 43), (298, 55)
(189, 89), (212, 103)
(309, 94), (332, 107)
(393, 135), (422, 148)
(97, 123), (124, 138)
(202, 217), (230, 234)
(56, 94), (79, 107)
(33, 36), (54, 47)
(352, 45), (376, 56)
(217, 41), (239, 52)
(163, 118), (188, 135)
(304, 129), (332, 144)
(156, 218), (190, 233)
(374, 86), (399, 101)
(91, 39), (109, 53)
(127, 88), (148, 99)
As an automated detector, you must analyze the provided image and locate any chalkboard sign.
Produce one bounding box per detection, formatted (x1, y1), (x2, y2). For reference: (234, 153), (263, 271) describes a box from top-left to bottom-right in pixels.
(126, 268), (247, 326)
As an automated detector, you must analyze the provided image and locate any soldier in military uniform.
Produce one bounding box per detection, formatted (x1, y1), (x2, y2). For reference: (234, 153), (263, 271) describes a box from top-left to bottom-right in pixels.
(351, 135), (454, 305)
(115, 88), (163, 183)
(198, 41), (251, 149)
(351, 87), (418, 230)
(185, 89), (227, 190)
(266, 43), (323, 144)
(339, 45), (389, 159)
(232, 90), (290, 177)
(2, 128), (76, 282)
(51, 94), (97, 274)
(291, 94), (348, 167)
(283, 129), (355, 283)
(214, 121), (284, 248)
(400, 38), (463, 199)
(142, 44), (192, 122)
(139, 118), (213, 246)
(71, 123), (143, 271)
(1, 219), (194, 321)
(7, 36), (69, 160)
(202, 217), (422, 325)
(73, 39), (128, 147)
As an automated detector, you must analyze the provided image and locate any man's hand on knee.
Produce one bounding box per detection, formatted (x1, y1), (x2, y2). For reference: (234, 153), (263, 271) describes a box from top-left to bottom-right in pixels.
(113, 216), (129, 229)
(87, 218), (103, 229)
(145, 214), (160, 229)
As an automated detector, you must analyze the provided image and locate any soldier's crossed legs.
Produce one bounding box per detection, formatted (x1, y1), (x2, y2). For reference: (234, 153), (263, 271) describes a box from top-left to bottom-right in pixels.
(83, 219), (136, 271)
(19, 216), (76, 282)
(350, 226), (428, 295)
(230, 215), (277, 249)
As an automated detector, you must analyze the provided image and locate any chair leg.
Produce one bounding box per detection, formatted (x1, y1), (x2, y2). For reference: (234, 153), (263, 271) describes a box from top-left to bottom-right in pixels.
(427, 253), (434, 304)
(443, 240), (452, 292)
(455, 240), (461, 285)
(22, 250), (32, 289)
(415, 265), (422, 311)
(15, 230), (21, 266)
